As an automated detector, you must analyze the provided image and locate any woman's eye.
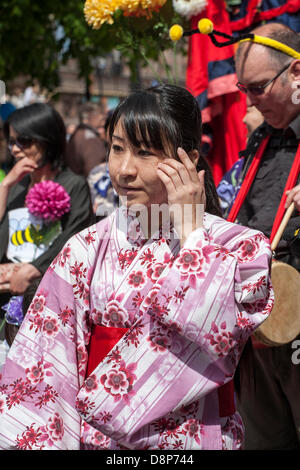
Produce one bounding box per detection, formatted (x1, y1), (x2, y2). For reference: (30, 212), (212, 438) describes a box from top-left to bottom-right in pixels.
(137, 149), (153, 157)
(112, 144), (123, 153)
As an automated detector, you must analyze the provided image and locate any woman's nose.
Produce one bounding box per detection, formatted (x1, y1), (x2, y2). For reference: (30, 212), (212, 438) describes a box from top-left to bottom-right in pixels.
(119, 152), (137, 177)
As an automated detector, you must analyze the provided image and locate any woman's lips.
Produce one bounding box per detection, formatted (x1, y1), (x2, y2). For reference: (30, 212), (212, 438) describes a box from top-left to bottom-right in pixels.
(119, 186), (141, 192)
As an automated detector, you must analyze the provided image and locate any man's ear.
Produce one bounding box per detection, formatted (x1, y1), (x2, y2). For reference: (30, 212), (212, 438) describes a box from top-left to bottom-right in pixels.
(189, 149), (199, 166)
(290, 60), (300, 81)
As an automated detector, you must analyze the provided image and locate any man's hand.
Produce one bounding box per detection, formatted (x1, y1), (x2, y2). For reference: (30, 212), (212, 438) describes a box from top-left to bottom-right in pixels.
(286, 185), (300, 211)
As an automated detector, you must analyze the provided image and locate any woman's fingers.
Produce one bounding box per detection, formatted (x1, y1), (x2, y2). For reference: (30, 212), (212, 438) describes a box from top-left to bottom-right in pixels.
(157, 161), (185, 188)
(177, 147), (200, 184)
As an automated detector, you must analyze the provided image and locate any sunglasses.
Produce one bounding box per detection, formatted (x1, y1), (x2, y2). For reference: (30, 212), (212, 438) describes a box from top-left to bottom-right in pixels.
(236, 62), (291, 96)
(7, 136), (34, 152)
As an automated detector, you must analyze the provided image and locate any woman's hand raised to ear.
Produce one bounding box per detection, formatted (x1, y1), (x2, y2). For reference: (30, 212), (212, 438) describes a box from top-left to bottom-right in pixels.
(157, 147), (206, 246)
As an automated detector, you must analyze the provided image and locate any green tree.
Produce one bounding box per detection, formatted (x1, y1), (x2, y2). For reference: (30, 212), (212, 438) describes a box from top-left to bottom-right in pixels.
(0, 0), (117, 91)
(0, 0), (186, 93)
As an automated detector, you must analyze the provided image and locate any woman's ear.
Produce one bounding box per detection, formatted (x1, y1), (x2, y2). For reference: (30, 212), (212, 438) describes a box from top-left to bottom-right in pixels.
(188, 149), (199, 166)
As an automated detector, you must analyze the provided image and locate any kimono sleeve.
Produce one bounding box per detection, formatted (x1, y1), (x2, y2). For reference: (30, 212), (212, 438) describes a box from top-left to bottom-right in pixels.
(145, 220), (274, 373)
(0, 227), (98, 450)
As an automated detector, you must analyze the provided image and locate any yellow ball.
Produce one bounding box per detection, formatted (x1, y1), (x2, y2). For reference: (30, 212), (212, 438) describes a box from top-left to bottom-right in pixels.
(169, 24), (183, 42)
(198, 18), (213, 35)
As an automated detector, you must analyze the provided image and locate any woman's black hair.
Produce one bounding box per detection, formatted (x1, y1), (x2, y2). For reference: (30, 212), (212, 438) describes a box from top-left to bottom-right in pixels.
(3, 103), (66, 169)
(108, 83), (222, 217)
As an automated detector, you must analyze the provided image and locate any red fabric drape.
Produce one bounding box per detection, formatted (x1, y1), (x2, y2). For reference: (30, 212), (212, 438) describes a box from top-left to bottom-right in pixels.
(186, 0), (247, 185)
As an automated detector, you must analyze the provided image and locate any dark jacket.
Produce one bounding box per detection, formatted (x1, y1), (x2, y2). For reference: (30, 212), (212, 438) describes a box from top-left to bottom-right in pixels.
(237, 120), (300, 269)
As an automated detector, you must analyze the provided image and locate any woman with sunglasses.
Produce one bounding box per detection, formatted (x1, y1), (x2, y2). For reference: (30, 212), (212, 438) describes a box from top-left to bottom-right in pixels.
(0, 103), (94, 315)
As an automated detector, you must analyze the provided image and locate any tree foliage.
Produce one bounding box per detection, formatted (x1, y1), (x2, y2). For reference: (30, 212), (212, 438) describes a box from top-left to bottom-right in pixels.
(0, 0), (186, 91)
(0, 0), (118, 90)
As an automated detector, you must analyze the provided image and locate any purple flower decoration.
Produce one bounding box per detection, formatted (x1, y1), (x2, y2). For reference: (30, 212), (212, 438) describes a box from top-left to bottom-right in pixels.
(25, 181), (71, 222)
(2, 296), (24, 326)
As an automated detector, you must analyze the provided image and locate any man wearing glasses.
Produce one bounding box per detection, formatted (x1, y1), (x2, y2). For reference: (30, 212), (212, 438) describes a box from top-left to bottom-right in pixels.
(232, 22), (300, 450)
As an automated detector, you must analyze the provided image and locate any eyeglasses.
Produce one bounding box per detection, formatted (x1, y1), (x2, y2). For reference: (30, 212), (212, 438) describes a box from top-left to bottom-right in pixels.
(7, 136), (34, 152)
(236, 62), (291, 96)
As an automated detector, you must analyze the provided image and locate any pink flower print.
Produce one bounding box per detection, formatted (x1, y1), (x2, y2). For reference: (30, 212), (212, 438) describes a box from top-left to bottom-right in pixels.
(91, 430), (111, 448)
(147, 262), (166, 282)
(70, 261), (86, 279)
(175, 249), (205, 287)
(181, 419), (203, 445)
(144, 285), (160, 306)
(118, 250), (128, 269)
(100, 360), (137, 402)
(179, 401), (199, 418)
(237, 238), (259, 262)
(85, 230), (96, 245)
(25, 360), (53, 385)
(148, 332), (171, 353)
(103, 299), (129, 328)
(205, 321), (234, 358)
(28, 313), (44, 333)
(0, 397), (5, 414)
(90, 308), (103, 325)
(175, 249), (203, 274)
(30, 294), (46, 314)
(141, 248), (155, 266)
(174, 286), (189, 304)
(77, 344), (88, 368)
(83, 374), (98, 394)
(101, 369), (130, 396)
(16, 424), (44, 450)
(25, 363), (44, 384)
(59, 245), (71, 267)
(58, 306), (74, 326)
(236, 313), (255, 332)
(128, 270), (146, 289)
(213, 246), (232, 261)
(42, 316), (60, 336)
(35, 385), (59, 409)
(146, 297), (166, 319)
(76, 396), (95, 418)
(47, 413), (64, 441)
(132, 292), (144, 308)
(164, 418), (181, 439)
(126, 249), (138, 266)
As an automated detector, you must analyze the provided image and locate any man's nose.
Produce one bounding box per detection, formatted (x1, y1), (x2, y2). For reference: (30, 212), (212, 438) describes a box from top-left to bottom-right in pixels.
(246, 92), (259, 107)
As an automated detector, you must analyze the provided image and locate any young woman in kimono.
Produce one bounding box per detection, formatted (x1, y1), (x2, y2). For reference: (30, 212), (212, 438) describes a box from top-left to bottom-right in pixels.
(0, 84), (274, 450)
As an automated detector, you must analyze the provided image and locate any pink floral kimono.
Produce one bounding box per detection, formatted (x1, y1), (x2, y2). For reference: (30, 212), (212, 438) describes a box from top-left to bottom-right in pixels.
(0, 208), (274, 450)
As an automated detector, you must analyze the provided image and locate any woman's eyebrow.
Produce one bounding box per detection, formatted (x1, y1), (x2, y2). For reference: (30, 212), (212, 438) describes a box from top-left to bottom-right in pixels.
(112, 134), (124, 141)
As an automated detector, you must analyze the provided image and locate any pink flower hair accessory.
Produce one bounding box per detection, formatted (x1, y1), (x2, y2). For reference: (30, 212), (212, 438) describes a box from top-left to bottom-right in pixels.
(25, 180), (71, 222)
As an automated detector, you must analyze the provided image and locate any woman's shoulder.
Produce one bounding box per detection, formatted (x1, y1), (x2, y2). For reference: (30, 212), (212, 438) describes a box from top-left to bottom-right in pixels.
(204, 212), (270, 248)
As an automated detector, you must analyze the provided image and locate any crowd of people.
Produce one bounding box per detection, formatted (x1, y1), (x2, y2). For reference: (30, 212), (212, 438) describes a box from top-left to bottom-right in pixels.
(0, 21), (299, 451)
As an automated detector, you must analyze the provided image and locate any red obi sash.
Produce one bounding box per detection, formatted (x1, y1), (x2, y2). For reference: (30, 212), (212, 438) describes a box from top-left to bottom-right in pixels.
(86, 325), (235, 418)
